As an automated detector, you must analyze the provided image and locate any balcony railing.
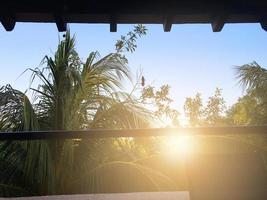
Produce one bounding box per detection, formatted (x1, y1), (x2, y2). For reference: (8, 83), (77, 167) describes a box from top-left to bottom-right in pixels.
(0, 126), (266, 140)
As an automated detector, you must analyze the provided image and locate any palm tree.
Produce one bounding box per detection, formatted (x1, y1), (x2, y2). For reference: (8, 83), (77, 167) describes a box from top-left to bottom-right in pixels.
(236, 61), (267, 91)
(236, 61), (267, 105)
(0, 28), (176, 196)
(235, 61), (267, 124)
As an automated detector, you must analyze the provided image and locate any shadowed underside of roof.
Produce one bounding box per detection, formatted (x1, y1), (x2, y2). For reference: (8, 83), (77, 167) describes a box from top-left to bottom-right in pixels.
(1, 0), (267, 32)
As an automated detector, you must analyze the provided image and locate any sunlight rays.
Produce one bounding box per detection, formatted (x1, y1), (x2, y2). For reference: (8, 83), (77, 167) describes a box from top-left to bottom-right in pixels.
(162, 135), (195, 157)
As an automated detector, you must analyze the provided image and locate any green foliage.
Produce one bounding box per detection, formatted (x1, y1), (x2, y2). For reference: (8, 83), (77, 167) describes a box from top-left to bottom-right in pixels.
(0, 85), (53, 196)
(236, 61), (267, 91)
(184, 93), (203, 127)
(227, 91), (265, 125)
(204, 88), (226, 126)
(0, 27), (171, 197)
(184, 88), (226, 126)
(114, 24), (147, 66)
(135, 155), (188, 190)
(230, 62), (267, 125)
(115, 24), (147, 53)
(73, 161), (177, 193)
(0, 85), (39, 131)
(141, 84), (180, 127)
(225, 61), (267, 170)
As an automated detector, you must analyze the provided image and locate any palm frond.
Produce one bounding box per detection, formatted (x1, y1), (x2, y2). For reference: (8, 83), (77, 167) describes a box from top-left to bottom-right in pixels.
(90, 92), (152, 129)
(69, 161), (177, 194)
(0, 85), (54, 196)
(236, 61), (267, 90)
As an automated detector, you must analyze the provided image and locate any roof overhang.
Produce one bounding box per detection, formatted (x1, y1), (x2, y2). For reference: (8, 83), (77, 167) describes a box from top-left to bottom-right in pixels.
(1, 0), (267, 32)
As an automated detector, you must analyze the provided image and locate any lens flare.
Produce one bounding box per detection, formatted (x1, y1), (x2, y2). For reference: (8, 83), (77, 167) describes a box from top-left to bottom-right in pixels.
(163, 135), (194, 157)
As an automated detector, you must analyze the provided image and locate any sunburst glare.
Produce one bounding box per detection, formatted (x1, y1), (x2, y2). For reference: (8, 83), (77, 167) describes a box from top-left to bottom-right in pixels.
(162, 135), (195, 157)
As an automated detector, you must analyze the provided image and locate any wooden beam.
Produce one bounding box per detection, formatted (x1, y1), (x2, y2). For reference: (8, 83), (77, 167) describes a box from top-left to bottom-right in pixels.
(163, 16), (173, 32)
(261, 23), (267, 31)
(260, 19), (267, 31)
(110, 16), (117, 32)
(110, 21), (117, 32)
(0, 13), (16, 31)
(54, 14), (67, 32)
(211, 14), (227, 32)
(1, 0), (267, 32)
(0, 126), (266, 141)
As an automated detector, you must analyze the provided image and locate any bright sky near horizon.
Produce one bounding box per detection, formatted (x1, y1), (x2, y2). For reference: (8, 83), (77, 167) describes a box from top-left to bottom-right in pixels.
(1, 23), (267, 118)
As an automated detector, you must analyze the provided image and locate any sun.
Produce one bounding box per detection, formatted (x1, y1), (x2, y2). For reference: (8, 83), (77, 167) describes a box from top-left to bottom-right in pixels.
(163, 135), (194, 157)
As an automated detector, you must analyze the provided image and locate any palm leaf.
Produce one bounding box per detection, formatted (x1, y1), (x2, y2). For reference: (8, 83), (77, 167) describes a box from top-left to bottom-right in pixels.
(69, 161), (177, 194)
(0, 85), (54, 196)
(236, 61), (267, 90)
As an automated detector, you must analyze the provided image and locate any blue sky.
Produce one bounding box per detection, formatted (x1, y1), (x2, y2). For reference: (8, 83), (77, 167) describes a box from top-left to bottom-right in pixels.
(1, 22), (267, 116)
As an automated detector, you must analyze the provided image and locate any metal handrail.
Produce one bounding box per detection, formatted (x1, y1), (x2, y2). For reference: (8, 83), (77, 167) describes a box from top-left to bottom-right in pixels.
(0, 126), (266, 140)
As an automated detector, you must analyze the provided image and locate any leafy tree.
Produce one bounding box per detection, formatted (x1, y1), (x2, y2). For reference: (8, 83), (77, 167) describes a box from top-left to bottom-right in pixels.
(184, 88), (226, 126)
(226, 90), (266, 125)
(184, 93), (203, 127)
(141, 84), (180, 127)
(204, 88), (226, 126)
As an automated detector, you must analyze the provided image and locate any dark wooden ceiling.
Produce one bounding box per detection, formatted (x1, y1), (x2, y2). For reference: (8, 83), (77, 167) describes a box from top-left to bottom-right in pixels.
(1, 0), (267, 32)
